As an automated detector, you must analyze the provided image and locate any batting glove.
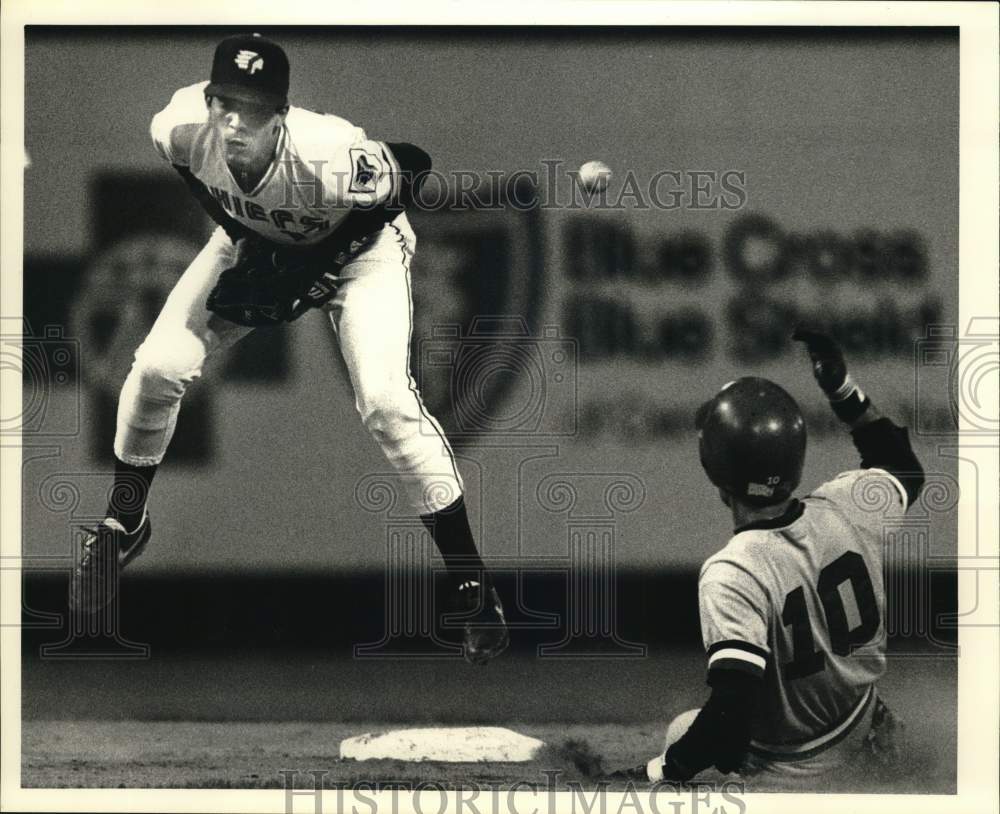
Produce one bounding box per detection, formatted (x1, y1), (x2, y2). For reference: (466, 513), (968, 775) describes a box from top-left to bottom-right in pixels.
(792, 327), (870, 423)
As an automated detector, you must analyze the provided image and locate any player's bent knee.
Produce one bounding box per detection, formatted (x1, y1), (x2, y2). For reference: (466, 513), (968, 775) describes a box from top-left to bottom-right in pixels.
(359, 393), (419, 444)
(131, 332), (208, 395)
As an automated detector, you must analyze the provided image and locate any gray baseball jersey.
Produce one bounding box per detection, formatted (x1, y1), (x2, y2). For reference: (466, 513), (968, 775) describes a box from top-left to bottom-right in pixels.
(699, 467), (907, 751)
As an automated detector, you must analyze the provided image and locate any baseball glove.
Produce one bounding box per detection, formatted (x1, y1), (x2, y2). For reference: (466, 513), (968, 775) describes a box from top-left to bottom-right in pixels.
(206, 226), (381, 327)
(191, 141), (432, 328)
(206, 238), (311, 327)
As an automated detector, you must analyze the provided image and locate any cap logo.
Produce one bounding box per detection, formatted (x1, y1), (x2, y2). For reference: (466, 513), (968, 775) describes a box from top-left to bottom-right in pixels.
(234, 49), (264, 74)
(747, 482), (775, 497)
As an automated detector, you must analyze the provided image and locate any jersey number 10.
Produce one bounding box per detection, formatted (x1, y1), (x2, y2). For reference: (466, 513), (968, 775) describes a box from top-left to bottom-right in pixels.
(781, 551), (881, 680)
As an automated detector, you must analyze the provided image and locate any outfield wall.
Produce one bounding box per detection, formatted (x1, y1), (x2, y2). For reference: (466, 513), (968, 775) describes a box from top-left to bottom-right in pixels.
(20, 28), (960, 574)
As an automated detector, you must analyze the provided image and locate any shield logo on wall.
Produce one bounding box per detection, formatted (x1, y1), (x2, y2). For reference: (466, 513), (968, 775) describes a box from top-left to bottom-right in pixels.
(407, 176), (573, 441)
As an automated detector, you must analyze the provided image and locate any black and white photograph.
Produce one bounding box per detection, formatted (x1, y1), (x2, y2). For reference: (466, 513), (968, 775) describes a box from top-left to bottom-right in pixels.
(2, 2), (997, 812)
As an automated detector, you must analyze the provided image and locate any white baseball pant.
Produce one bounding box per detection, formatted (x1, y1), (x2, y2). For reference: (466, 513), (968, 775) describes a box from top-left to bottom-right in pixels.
(113, 214), (463, 514)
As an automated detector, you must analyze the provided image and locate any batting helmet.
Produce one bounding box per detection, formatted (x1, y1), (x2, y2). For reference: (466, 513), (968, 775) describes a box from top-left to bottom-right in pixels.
(696, 377), (807, 506)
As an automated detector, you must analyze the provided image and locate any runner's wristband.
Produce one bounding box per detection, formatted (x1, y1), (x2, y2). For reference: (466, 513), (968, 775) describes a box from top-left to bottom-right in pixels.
(829, 374), (871, 424)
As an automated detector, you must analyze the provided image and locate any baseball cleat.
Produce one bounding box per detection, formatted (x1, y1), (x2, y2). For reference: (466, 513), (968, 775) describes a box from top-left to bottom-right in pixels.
(449, 580), (510, 666)
(70, 513), (151, 614)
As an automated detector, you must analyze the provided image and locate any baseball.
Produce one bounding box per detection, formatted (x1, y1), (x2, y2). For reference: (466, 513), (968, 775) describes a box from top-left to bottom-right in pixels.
(579, 159), (612, 193)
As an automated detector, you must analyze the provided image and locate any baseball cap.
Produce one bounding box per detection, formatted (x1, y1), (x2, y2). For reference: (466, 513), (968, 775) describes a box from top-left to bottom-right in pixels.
(205, 33), (289, 108)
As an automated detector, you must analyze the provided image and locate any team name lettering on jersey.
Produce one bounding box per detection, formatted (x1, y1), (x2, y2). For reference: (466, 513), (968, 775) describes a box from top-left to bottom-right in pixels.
(206, 186), (332, 242)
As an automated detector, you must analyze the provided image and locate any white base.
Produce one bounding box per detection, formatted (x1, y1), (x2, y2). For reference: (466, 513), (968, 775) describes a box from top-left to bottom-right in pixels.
(340, 726), (546, 763)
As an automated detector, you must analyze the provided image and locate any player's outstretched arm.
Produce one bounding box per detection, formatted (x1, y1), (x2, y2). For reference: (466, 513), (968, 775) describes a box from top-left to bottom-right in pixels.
(608, 668), (761, 785)
(792, 327), (925, 508)
(626, 571), (769, 784)
(650, 669), (763, 782)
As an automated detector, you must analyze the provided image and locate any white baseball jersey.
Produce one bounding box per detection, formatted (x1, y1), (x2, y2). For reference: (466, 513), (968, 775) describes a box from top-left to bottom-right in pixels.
(698, 468), (908, 751)
(150, 81), (401, 246)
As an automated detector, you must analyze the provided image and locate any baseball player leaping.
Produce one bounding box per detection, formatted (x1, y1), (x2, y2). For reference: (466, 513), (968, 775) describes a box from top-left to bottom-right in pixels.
(70, 33), (509, 666)
(613, 329), (924, 789)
